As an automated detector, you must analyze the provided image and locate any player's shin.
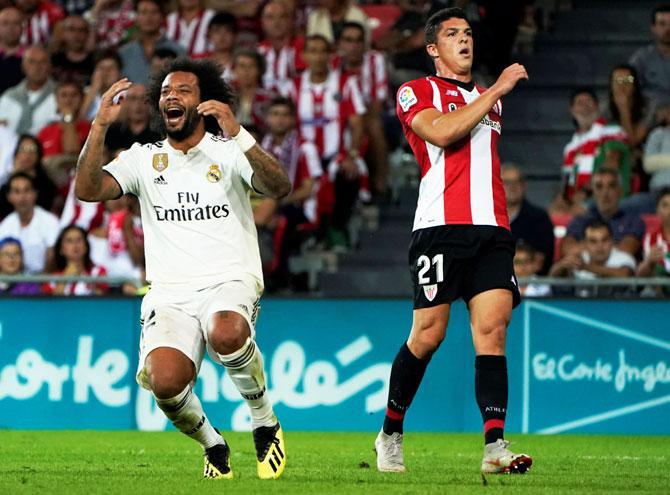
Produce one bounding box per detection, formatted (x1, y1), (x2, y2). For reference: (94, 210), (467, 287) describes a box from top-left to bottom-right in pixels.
(218, 337), (276, 428)
(154, 385), (223, 448)
(383, 342), (431, 435)
(475, 355), (508, 445)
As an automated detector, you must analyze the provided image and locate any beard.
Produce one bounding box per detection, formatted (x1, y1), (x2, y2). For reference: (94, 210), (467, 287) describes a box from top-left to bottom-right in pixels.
(163, 106), (202, 141)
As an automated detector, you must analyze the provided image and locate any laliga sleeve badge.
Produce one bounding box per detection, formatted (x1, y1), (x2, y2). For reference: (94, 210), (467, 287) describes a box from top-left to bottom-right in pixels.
(398, 86), (418, 112)
(152, 153), (168, 172)
(207, 164), (222, 183)
(423, 284), (438, 302)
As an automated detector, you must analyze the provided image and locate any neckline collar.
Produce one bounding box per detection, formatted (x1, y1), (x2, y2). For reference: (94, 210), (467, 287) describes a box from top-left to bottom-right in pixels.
(434, 75), (475, 92)
(164, 131), (211, 155)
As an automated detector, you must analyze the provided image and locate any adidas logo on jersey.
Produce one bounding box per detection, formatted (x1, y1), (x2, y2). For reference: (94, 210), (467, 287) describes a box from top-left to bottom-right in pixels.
(154, 175), (168, 185)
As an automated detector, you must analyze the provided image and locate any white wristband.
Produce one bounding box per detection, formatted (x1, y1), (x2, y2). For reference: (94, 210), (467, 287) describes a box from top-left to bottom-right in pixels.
(232, 126), (256, 152)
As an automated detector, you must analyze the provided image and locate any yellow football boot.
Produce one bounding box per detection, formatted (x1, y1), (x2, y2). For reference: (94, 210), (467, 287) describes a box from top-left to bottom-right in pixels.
(253, 422), (286, 479)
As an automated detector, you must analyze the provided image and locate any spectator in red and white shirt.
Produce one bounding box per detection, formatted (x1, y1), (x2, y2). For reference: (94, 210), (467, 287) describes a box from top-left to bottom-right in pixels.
(281, 35), (368, 248)
(261, 96), (322, 225)
(336, 20), (390, 196)
(37, 80), (91, 171)
(83, 0), (135, 50)
(195, 11), (237, 82)
(260, 96), (322, 284)
(165, 0), (216, 58)
(16, 0), (65, 46)
(281, 35), (365, 164)
(562, 87), (628, 201)
(89, 194), (144, 293)
(258, 0), (306, 92)
(233, 49), (275, 135)
(637, 186), (670, 279)
(43, 224), (108, 295)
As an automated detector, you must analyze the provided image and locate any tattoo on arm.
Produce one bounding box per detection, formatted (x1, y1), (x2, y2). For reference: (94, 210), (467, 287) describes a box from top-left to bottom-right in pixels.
(245, 144), (292, 199)
(75, 125), (120, 201)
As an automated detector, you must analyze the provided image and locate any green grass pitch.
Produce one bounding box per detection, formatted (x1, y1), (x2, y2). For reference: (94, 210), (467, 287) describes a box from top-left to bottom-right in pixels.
(1, 431), (668, 494)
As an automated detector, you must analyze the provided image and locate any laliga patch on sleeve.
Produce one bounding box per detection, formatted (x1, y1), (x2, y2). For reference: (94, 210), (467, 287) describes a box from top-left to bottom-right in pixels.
(398, 86), (418, 112)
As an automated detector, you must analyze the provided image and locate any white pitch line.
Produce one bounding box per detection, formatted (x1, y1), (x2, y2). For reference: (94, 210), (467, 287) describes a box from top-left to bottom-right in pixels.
(537, 394), (670, 434)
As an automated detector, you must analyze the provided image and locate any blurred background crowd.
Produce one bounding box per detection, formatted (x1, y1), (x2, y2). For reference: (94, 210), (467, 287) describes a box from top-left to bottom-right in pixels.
(0, 0), (668, 298)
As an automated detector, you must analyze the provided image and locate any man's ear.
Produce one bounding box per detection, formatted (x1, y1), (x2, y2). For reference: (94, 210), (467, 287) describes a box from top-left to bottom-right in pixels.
(426, 44), (439, 59)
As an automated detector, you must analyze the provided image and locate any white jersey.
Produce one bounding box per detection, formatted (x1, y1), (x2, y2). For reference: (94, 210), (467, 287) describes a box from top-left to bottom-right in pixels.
(103, 132), (263, 290)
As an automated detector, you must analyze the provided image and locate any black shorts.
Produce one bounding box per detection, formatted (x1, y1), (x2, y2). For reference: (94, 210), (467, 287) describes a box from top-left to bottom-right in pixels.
(409, 225), (520, 309)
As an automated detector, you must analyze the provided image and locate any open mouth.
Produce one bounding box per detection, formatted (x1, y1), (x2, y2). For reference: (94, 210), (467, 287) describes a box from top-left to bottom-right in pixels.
(459, 47), (471, 57)
(164, 106), (185, 126)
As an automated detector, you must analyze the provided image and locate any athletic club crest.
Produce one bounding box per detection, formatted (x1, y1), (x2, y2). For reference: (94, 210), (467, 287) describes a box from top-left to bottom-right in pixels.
(152, 153), (168, 172)
(207, 164), (222, 183)
(423, 284), (438, 302)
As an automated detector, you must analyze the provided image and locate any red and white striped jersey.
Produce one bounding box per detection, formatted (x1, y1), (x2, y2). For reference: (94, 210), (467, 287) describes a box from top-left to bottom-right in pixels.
(165, 9), (215, 57)
(282, 69), (366, 159)
(335, 50), (389, 107)
(563, 119), (627, 197)
(42, 265), (109, 296)
(258, 37), (306, 92)
(60, 174), (105, 232)
(397, 76), (508, 232)
(20, 1), (64, 46)
(643, 227), (670, 273)
(90, 0), (135, 49)
(261, 130), (322, 222)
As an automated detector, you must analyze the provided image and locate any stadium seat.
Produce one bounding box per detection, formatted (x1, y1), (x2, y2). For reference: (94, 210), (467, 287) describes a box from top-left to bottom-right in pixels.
(360, 5), (402, 44)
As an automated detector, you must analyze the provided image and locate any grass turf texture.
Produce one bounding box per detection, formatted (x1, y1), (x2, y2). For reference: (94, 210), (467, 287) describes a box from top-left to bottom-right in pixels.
(1, 431), (667, 494)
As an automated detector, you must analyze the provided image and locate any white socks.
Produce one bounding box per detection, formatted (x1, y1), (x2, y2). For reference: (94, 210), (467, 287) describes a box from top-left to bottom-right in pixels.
(219, 337), (276, 429)
(154, 386), (222, 449)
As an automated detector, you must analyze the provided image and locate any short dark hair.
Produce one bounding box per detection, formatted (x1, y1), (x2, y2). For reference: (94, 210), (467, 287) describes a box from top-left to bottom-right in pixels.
(338, 21), (365, 41)
(152, 47), (178, 61)
(515, 240), (537, 257)
(147, 57), (236, 136)
(52, 225), (93, 272)
(592, 166), (620, 184)
(305, 34), (332, 51)
(134, 0), (165, 14)
(7, 172), (36, 191)
(425, 7), (467, 45)
(652, 4), (670, 24)
(56, 78), (83, 96)
(570, 86), (598, 105)
(656, 186), (670, 206)
(208, 11), (237, 33)
(268, 96), (296, 115)
(584, 218), (612, 237)
(233, 49), (266, 84)
(94, 49), (123, 71)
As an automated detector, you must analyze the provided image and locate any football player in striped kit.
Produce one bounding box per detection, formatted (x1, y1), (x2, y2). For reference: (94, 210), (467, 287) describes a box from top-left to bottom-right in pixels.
(375, 7), (533, 475)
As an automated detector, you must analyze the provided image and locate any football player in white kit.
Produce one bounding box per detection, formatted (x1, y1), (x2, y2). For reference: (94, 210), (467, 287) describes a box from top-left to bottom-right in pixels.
(75, 58), (292, 480)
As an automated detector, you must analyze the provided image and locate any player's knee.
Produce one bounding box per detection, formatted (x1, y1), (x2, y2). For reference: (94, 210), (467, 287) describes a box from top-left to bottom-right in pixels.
(148, 367), (192, 399)
(409, 322), (445, 358)
(476, 321), (508, 352)
(208, 311), (250, 355)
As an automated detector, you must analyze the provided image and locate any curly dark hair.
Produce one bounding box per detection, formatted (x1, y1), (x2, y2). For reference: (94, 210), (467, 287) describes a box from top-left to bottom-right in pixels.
(52, 225), (93, 272)
(147, 57), (236, 137)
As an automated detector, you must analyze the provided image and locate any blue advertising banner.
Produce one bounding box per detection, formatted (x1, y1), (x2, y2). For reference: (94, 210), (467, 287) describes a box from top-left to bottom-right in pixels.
(0, 298), (668, 433)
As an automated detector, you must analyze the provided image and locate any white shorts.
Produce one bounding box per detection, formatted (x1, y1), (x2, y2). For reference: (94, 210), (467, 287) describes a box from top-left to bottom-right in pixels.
(136, 279), (261, 390)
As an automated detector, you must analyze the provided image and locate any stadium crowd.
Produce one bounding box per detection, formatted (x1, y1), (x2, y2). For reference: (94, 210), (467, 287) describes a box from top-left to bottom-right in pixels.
(0, 0), (668, 297)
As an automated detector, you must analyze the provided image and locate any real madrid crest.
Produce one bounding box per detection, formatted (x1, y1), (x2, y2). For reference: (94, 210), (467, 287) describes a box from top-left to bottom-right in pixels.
(207, 164), (222, 183)
(152, 153), (168, 172)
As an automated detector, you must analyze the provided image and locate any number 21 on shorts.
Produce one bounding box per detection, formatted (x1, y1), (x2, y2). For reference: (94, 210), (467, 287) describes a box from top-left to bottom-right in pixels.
(417, 254), (444, 284)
